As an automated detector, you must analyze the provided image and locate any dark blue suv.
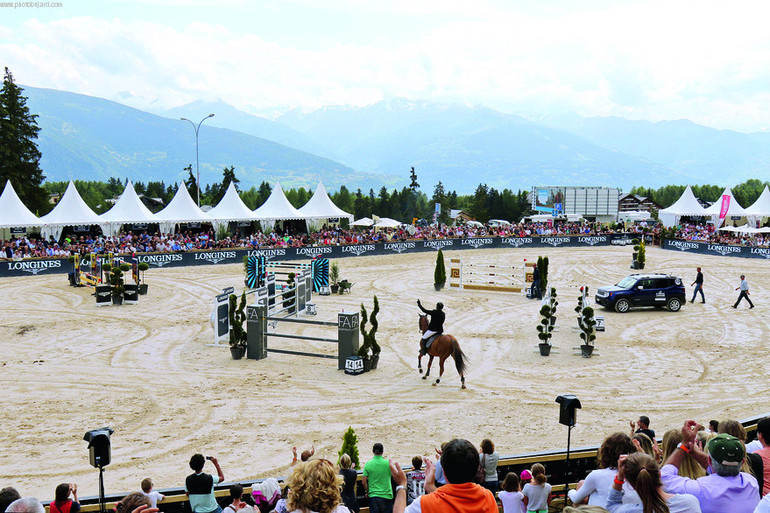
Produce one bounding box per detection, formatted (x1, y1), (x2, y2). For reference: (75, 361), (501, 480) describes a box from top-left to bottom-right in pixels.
(595, 273), (686, 313)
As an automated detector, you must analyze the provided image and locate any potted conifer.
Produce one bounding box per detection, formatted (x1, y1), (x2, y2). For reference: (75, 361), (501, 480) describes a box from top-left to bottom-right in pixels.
(330, 262), (340, 294)
(434, 249), (446, 291)
(138, 262), (150, 295)
(578, 305), (597, 358)
(537, 290), (557, 356)
(338, 426), (360, 469)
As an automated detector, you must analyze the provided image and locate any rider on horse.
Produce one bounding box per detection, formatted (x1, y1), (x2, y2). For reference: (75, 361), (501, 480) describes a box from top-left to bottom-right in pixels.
(417, 299), (445, 355)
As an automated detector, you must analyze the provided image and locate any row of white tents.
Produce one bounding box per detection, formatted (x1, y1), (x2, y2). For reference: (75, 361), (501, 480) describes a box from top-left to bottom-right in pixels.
(0, 180), (353, 240)
(659, 185), (770, 229)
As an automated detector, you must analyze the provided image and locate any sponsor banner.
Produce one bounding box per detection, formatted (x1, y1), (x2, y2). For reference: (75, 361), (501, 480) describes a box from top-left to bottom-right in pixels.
(6, 235), (763, 278)
(661, 239), (768, 259)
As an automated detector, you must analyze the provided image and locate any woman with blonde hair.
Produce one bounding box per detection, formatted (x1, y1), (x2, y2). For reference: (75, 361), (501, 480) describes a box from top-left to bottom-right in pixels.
(522, 463), (551, 513)
(660, 430), (705, 480)
(338, 454), (359, 513)
(607, 453), (700, 513)
(286, 460), (350, 513)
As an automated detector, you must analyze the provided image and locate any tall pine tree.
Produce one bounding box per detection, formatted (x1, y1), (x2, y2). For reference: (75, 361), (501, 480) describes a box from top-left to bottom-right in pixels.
(0, 67), (47, 214)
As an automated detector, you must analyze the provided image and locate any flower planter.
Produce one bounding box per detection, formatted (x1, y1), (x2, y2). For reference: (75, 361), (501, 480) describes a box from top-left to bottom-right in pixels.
(580, 344), (594, 358)
(538, 343), (552, 356)
(362, 358), (373, 372)
(138, 284), (148, 295)
(230, 346), (246, 360)
(434, 283), (445, 291)
(330, 284), (340, 294)
(111, 293), (123, 306)
(371, 354), (380, 369)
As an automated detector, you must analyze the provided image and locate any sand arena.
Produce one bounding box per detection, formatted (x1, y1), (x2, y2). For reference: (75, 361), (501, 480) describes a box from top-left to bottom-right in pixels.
(1, 246), (768, 498)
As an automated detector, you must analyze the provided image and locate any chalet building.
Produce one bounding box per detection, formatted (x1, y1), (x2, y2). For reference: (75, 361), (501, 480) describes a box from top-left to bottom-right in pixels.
(618, 193), (662, 213)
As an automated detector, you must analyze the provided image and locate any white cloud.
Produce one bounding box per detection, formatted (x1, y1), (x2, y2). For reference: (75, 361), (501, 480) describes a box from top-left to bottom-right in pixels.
(3, 1), (770, 130)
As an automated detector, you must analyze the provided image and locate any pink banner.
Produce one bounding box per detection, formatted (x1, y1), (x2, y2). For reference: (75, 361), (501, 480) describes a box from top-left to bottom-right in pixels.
(719, 195), (731, 219)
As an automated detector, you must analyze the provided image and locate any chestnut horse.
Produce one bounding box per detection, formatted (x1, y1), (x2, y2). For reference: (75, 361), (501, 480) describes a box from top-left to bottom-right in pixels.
(418, 314), (468, 389)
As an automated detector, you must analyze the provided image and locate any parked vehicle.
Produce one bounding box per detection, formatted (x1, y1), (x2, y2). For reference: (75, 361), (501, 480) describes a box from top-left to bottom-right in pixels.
(595, 273), (685, 313)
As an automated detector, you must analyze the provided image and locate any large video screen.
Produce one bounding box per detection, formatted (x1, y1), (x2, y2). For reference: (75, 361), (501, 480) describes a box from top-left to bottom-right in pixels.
(534, 188), (564, 214)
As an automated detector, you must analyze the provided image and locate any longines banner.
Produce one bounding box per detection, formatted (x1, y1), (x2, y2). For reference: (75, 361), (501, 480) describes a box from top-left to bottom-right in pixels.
(2, 234), (738, 278)
(662, 239), (770, 259)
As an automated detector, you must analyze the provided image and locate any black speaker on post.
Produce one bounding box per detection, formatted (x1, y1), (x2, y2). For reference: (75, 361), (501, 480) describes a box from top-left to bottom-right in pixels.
(556, 394), (581, 426)
(84, 427), (114, 513)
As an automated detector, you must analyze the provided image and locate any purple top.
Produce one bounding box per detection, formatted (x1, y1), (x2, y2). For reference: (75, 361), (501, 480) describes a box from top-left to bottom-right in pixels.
(660, 464), (759, 513)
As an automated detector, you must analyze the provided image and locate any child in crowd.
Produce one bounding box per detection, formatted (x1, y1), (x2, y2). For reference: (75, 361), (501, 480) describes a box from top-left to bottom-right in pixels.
(520, 469), (532, 487)
(405, 456), (427, 505)
(522, 464), (551, 513)
(140, 478), (164, 509)
(498, 472), (525, 513)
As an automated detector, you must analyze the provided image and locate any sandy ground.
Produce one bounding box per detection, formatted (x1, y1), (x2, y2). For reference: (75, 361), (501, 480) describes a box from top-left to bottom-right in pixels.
(1, 246), (769, 498)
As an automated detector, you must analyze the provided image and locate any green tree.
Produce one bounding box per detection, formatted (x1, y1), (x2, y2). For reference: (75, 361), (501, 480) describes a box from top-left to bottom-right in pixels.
(0, 67), (47, 214)
(183, 164), (199, 204)
(338, 427), (360, 469)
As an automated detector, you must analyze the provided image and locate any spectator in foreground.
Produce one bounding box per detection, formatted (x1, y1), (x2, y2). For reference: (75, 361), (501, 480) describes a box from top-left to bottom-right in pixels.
(405, 456), (427, 505)
(49, 483), (80, 513)
(718, 419), (764, 496)
(140, 478), (164, 509)
(0, 487), (21, 513)
(115, 493), (153, 513)
(223, 484), (249, 513)
(661, 421), (759, 513)
(285, 460), (350, 513)
(568, 432), (641, 507)
(607, 452), (701, 512)
(756, 493), (770, 513)
(660, 430), (705, 481)
(185, 454), (225, 513)
(389, 438), (497, 513)
(6, 497), (45, 513)
(497, 472), (525, 513)
(291, 445), (315, 466)
(564, 507), (610, 513)
(479, 438), (500, 493)
(630, 416), (656, 441)
(754, 417), (770, 496)
(339, 454), (359, 513)
(362, 443), (393, 513)
(522, 463), (551, 513)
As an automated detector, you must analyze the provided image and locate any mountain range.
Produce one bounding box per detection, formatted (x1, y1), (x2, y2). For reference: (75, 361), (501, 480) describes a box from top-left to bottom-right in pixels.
(22, 86), (770, 194)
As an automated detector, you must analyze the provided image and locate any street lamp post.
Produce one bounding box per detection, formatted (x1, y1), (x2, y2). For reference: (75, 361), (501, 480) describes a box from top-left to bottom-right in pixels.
(180, 113), (215, 206)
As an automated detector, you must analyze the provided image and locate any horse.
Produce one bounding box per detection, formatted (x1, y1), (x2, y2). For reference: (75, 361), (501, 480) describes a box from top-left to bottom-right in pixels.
(418, 314), (468, 389)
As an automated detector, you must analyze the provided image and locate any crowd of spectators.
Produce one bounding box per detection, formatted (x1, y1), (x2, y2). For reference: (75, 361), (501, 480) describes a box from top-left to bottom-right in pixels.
(0, 221), (648, 261)
(4, 416), (770, 513)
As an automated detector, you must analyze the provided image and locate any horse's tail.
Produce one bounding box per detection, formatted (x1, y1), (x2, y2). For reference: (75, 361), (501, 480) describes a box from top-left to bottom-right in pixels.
(450, 337), (468, 376)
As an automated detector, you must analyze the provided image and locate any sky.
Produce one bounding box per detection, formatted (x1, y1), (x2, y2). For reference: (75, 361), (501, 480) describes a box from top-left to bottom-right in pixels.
(3, 0), (770, 131)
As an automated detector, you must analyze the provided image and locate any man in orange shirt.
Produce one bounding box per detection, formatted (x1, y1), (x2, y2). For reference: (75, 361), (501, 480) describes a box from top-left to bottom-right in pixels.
(389, 438), (497, 513)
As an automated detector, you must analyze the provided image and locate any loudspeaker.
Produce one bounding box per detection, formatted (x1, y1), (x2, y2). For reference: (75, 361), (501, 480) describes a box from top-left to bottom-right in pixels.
(555, 394), (581, 427)
(84, 427), (114, 468)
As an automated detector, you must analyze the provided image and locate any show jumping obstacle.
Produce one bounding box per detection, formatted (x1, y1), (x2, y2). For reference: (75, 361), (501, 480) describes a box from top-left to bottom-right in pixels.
(448, 258), (529, 294)
(246, 256), (329, 292)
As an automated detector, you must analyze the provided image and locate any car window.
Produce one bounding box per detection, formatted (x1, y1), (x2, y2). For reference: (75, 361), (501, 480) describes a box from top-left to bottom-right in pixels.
(617, 277), (637, 288)
(637, 279), (654, 289)
(651, 279), (670, 289)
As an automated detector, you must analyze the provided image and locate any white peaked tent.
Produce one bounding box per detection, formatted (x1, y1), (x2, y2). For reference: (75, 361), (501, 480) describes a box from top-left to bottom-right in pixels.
(0, 181), (41, 228)
(351, 217), (374, 227)
(39, 181), (107, 240)
(658, 185), (708, 227)
(206, 182), (256, 232)
(155, 183), (210, 233)
(252, 182), (304, 231)
(373, 217), (402, 228)
(704, 187), (747, 228)
(100, 181), (160, 236)
(297, 182), (354, 231)
(745, 186), (770, 224)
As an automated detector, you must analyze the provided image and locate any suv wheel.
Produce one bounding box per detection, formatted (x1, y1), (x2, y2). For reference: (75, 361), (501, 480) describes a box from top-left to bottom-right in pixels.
(667, 297), (682, 312)
(615, 298), (630, 313)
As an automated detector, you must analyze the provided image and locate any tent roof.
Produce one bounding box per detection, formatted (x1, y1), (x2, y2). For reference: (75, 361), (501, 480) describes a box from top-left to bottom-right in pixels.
(39, 181), (105, 226)
(659, 185), (708, 216)
(373, 217), (401, 228)
(0, 181), (41, 227)
(351, 217), (373, 227)
(297, 182), (353, 220)
(253, 182), (304, 220)
(100, 181), (160, 224)
(155, 183), (210, 222)
(206, 182), (256, 221)
(745, 186), (770, 217)
(704, 187), (747, 217)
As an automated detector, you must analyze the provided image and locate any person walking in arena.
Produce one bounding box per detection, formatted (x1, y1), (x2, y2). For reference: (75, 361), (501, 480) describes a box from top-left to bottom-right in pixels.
(417, 299), (445, 356)
(733, 274), (754, 309)
(691, 267), (705, 303)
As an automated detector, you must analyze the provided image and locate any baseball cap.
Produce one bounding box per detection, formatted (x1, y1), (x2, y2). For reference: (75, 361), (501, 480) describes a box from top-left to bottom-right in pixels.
(708, 433), (745, 466)
(520, 469), (532, 480)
